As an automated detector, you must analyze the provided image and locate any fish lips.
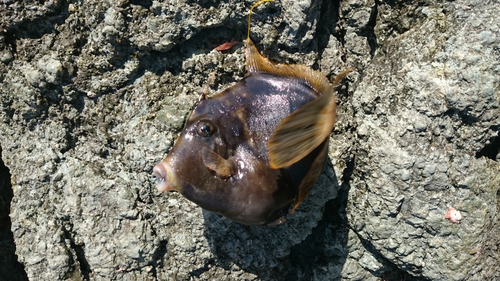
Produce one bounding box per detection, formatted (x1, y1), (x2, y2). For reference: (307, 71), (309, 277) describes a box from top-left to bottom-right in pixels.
(153, 161), (179, 192)
(154, 157), (293, 226)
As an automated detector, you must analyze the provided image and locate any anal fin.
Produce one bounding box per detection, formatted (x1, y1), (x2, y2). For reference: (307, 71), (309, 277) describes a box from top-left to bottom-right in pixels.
(290, 140), (328, 214)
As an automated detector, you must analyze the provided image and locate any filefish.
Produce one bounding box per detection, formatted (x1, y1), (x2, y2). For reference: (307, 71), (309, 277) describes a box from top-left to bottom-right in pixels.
(153, 0), (352, 226)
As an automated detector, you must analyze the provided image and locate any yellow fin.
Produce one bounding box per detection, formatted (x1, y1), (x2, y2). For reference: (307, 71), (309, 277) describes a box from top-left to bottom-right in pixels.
(268, 86), (335, 169)
(245, 0), (331, 94)
(246, 1), (354, 168)
(247, 0), (275, 41)
(246, 40), (332, 95)
(201, 147), (236, 178)
(268, 68), (353, 169)
(290, 141), (328, 214)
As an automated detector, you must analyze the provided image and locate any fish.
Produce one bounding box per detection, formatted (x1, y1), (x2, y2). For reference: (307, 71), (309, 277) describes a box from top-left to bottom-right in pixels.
(153, 0), (353, 226)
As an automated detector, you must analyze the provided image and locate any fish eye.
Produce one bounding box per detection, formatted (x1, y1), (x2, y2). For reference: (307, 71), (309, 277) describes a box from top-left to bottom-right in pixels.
(197, 121), (216, 137)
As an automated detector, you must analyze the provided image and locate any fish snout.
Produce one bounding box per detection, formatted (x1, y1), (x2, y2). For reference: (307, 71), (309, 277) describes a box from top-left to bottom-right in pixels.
(153, 162), (176, 192)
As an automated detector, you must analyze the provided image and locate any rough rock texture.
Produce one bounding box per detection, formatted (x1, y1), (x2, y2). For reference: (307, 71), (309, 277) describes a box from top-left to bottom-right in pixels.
(348, 1), (500, 280)
(0, 0), (498, 280)
(0, 148), (28, 281)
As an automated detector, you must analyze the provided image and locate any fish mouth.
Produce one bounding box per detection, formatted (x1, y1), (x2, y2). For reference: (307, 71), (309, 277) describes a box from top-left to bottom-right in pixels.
(153, 162), (177, 192)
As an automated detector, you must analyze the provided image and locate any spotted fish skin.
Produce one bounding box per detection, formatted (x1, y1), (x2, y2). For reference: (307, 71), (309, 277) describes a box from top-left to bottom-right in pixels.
(154, 73), (329, 226)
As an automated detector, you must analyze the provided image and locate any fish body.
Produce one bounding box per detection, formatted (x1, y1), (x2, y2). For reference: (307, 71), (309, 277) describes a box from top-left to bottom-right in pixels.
(155, 73), (329, 225)
(153, 1), (352, 226)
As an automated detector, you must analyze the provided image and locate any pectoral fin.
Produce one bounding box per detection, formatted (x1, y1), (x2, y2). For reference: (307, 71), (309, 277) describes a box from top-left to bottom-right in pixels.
(201, 147), (236, 178)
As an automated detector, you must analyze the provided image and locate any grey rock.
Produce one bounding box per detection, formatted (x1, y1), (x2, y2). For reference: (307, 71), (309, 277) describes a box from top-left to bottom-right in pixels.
(348, 0), (500, 280)
(0, 0), (498, 281)
(0, 149), (28, 280)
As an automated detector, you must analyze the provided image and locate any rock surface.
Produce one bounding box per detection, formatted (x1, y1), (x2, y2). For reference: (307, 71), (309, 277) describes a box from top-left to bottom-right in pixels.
(0, 0), (498, 280)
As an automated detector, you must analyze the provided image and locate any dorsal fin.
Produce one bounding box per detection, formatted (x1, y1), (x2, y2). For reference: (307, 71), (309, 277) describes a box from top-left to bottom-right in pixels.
(245, 0), (331, 95)
(246, 0), (354, 168)
(246, 40), (332, 95)
(247, 0), (275, 42)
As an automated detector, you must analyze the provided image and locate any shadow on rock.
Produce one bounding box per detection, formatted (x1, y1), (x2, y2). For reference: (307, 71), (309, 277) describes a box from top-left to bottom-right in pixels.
(201, 163), (348, 280)
(0, 147), (29, 281)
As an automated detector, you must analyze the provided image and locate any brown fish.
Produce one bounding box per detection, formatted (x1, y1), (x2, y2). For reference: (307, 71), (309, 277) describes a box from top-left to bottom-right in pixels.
(153, 0), (353, 226)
